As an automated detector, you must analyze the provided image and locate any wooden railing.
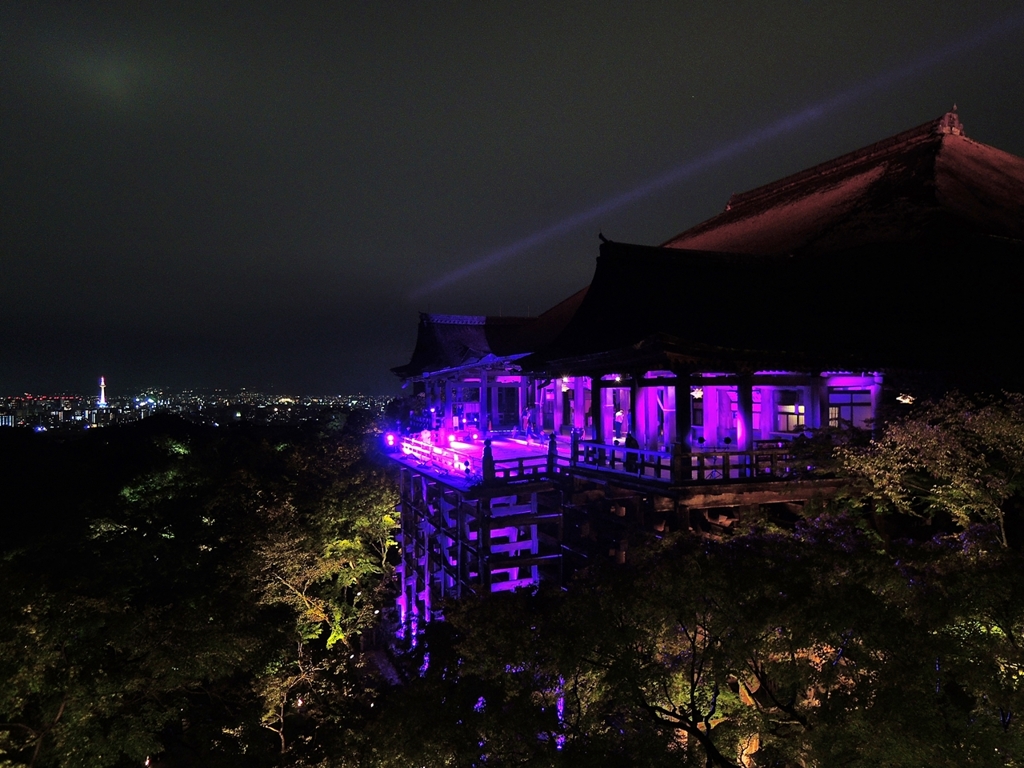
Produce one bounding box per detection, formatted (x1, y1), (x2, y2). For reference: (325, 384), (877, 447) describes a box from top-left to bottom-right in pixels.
(398, 434), (805, 487)
(573, 440), (804, 483)
(678, 448), (803, 482)
(491, 454), (563, 480)
(577, 441), (673, 480)
(399, 436), (567, 482)
(398, 436), (478, 479)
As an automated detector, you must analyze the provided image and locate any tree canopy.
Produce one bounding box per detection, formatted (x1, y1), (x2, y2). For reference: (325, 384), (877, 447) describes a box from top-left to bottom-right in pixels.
(5, 393), (1024, 767)
(841, 392), (1024, 548)
(357, 517), (1024, 767)
(0, 415), (397, 767)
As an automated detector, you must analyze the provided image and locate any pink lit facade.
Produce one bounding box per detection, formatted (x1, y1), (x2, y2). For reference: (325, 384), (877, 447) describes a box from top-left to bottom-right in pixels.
(415, 369), (882, 452)
(387, 110), (1024, 637)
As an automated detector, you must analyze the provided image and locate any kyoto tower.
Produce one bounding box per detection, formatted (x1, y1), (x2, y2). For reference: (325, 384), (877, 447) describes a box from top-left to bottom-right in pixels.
(98, 376), (107, 407)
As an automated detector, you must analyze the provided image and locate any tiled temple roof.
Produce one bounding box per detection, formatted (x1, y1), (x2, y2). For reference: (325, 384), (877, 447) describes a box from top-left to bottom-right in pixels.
(392, 288), (588, 379)
(526, 227), (1024, 384)
(391, 314), (532, 379)
(395, 111), (1024, 386)
(662, 109), (1024, 255)
(524, 241), (866, 373)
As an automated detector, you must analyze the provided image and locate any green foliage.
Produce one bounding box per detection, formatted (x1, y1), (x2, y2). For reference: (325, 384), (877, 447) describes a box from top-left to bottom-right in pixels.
(843, 393), (1024, 547)
(361, 519), (1024, 767)
(7, 393), (1024, 766)
(0, 417), (398, 767)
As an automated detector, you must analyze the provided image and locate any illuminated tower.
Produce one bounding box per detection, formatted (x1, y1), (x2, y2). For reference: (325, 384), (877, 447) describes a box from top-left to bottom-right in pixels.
(98, 376), (107, 407)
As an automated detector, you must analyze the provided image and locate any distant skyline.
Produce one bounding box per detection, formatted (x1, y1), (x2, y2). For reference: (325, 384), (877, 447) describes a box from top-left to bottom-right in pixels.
(3, 2), (1024, 394)
(0, 379), (376, 398)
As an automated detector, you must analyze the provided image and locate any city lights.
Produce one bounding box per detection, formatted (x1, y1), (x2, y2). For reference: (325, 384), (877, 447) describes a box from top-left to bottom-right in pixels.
(0, 387), (392, 432)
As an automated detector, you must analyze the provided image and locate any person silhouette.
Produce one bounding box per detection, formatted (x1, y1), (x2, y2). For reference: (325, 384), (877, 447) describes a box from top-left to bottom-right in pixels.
(625, 431), (639, 472)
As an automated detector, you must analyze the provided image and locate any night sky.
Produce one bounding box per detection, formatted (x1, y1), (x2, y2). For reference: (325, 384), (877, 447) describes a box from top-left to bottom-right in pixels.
(3, 2), (1024, 396)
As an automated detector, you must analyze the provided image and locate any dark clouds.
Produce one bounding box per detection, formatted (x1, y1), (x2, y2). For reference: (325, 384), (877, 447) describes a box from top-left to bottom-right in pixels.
(2, 1), (1023, 394)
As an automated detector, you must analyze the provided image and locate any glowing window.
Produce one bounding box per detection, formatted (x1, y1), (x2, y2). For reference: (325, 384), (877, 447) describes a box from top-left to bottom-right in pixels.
(776, 390), (805, 432)
(828, 390), (872, 428)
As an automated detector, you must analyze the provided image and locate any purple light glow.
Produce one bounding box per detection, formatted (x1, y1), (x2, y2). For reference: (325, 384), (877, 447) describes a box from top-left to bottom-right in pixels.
(395, 594), (407, 641)
(555, 676), (566, 750)
(410, 9), (1024, 298)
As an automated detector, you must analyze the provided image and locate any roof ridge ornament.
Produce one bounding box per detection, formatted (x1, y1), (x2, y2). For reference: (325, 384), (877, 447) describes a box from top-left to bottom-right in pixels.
(937, 105), (965, 136)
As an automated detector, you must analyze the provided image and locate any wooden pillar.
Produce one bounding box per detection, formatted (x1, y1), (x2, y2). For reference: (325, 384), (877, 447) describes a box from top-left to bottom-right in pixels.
(736, 374), (754, 452)
(456, 496), (465, 600)
(671, 375), (693, 484)
(815, 375), (829, 432)
(479, 371), (489, 433)
(443, 379), (454, 433)
(629, 375), (639, 436)
(870, 376), (884, 440)
(479, 498), (492, 592)
(554, 378), (564, 431)
(519, 377), (527, 432)
(675, 377), (692, 451)
(535, 379), (546, 434)
(704, 385), (719, 447)
(486, 381), (493, 432)
(574, 377), (585, 431)
(591, 376), (603, 444)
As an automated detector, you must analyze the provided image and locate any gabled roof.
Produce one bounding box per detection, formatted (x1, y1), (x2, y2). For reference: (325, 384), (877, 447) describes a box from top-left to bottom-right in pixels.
(662, 110), (1024, 255)
(394, 111), (1024, 386)
(392, 288), (589, 380)
(511, 285), (589, 352)
(391, 314), (533, 379)
(528, 236), (1024, 385)
(527, 241), (862, 373)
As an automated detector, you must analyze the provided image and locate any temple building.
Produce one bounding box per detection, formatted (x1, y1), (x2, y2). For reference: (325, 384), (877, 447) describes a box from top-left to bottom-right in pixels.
(386, 109), (1024, 636)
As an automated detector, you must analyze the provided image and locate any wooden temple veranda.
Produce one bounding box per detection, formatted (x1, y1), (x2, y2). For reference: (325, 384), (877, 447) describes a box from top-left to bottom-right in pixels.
(386, 109), (1024, 637)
